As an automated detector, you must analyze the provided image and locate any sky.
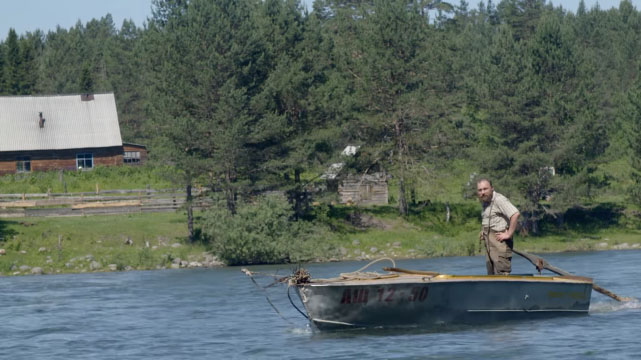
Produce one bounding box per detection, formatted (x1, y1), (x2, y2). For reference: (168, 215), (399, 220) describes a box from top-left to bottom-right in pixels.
(0, 0), (632, 41)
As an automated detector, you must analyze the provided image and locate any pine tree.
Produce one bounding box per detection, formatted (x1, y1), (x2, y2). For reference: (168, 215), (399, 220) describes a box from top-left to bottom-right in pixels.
(5, 29), (22, 95)
(0, 40), (6, 94)
(621, 65), (641, 202)
(147, 0), (268, 239)
(79, 62), (94, 93)
(18, 31), (43, 95)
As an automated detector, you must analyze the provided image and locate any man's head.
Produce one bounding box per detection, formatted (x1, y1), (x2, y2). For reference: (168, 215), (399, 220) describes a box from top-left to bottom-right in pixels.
(476, 179), (493, 203)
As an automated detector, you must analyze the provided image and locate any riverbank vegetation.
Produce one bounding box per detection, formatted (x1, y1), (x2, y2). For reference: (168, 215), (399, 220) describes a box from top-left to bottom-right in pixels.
(1, 194), (640, 275)
(2, 0), (641, 270)
(0, 212), (211, 275)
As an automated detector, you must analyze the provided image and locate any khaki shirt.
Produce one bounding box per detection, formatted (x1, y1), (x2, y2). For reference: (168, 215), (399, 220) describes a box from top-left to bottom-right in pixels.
(481, 191), (519, 232)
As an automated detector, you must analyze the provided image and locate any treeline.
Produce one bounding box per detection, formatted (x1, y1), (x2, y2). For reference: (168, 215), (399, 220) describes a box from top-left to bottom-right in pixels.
(2, 0), (641, 237)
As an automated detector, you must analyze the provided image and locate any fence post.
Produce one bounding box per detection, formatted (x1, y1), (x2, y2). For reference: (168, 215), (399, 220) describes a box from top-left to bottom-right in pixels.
(57, 235), (63, 261)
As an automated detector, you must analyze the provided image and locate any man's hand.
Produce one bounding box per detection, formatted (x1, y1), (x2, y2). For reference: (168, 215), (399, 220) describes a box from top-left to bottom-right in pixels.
(497, 212), (520, 242)
(496, 231), (512, 242)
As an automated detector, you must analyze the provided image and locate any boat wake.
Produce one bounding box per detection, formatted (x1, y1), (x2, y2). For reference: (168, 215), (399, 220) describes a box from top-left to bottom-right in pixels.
(589, 298), (641, 313)
(287, 325), (312, 335)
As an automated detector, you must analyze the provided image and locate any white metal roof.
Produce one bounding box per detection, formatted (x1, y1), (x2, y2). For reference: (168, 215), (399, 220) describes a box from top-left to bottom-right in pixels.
(0, 93), (123, 152)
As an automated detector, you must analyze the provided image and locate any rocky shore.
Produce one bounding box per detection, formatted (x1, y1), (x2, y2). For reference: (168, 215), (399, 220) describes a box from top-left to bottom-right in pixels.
(3, 221), (641, 277)
(0, 242), (225, 276)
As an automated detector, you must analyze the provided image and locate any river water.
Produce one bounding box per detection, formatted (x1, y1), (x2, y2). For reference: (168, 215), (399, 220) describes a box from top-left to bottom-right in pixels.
(1, 250), (640, 359)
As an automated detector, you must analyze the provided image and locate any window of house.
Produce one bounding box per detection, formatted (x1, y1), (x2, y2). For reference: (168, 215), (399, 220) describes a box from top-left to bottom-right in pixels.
(16, 156), (31, 172)
(76, 153), (94, 170)
(123, 151), (141, 164)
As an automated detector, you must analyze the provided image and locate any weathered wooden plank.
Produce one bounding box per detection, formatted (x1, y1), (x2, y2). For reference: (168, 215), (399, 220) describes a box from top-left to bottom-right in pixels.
(71, 200), (142, 209)
(0, 200), (38, 208)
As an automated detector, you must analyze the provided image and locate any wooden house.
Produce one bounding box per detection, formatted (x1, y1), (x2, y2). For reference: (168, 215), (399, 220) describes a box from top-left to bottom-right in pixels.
(321, 145), (389, 206)
(0, 93), (146, 175)
(338, 172), (389, 206)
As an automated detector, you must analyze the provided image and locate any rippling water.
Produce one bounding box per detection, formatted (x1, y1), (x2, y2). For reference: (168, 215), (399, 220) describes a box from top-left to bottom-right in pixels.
(1, 250), (640, 359)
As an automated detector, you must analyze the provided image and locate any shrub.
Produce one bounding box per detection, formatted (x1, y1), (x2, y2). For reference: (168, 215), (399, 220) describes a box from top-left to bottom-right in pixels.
(203, 195), (332, 265)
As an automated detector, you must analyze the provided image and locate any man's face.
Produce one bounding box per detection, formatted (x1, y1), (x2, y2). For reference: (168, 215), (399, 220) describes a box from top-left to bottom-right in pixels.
(477, 180), (493, 203)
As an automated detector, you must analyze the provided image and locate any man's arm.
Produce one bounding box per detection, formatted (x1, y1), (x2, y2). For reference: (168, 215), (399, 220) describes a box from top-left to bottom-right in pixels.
(497, 212), (520, 242)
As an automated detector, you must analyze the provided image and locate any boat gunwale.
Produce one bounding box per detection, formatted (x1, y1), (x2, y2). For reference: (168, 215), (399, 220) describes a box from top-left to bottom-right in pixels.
(301, 273), (593, 286)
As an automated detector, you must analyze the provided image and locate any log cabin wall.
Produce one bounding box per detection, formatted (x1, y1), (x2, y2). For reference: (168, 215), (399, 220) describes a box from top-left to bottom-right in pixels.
(0, 147), (124, 175)
(122, 143), (148, 165)
(338, 173), (389, 206)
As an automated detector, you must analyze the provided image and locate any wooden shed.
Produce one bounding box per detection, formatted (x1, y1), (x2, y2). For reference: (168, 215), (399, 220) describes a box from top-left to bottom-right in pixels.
(0, 93), (146, 175)
(338, 173), (389, 206)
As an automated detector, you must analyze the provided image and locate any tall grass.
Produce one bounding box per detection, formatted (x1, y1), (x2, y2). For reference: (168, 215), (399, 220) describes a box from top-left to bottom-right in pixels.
(0, 164), (175, 194)
(0, 212), (207, 275)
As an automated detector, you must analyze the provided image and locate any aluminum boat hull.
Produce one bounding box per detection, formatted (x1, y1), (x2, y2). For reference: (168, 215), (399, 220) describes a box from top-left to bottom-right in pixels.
(295, 273), (593, 330)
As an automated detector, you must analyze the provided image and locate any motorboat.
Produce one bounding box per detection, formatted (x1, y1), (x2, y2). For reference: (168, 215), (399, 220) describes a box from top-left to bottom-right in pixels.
(290, 266), (593, 330)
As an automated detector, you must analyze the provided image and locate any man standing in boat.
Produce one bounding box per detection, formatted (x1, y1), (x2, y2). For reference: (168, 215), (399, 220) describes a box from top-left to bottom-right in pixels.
(477, 179), (520, 275)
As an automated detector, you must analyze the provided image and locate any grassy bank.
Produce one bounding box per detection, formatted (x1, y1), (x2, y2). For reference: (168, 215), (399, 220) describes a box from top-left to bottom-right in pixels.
(3, 203), (640, 276)
(0, 212), (212, 275)
(324, 204), (641, 261)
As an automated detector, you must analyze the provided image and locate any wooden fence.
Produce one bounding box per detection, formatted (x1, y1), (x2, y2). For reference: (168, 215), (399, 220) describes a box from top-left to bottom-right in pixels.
(0, 188), (212, 218)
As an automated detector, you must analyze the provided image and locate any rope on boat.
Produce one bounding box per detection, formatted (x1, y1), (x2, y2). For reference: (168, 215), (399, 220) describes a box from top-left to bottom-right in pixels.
(339, 257), (398, 280)
(354, 257), (397, 272)
(243, 258), (404, 322)
(287, 285), (309, 320)
(241, 268), (297, 325)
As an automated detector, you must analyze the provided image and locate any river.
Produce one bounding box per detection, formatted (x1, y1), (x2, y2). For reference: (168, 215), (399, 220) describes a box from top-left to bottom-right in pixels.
(1, 250), (640, 359)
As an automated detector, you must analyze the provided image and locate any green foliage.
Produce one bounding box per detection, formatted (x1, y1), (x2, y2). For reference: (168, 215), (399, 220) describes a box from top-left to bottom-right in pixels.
(619, 64), (641, 202)
(407, 202), (480, 235)
(3, 0), (641, 250)
(203, 195), (334, 265)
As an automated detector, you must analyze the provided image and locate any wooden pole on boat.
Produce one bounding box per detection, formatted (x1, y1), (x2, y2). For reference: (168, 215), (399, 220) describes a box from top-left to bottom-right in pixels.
(513, 248), (632, 302)
(383, 267), (439, 276)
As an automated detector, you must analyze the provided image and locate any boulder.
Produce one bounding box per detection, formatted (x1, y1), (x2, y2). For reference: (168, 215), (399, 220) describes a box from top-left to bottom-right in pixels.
(31, 267), (43, 275)
(613, 243), (630, 250)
